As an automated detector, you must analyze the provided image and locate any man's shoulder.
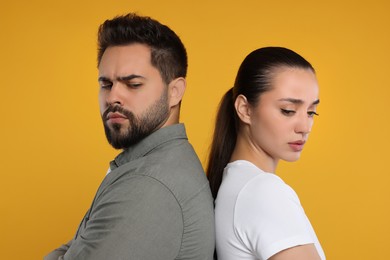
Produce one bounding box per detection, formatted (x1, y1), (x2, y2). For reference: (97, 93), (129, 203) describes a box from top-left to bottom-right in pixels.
(143, 140), (209, 200)
(116, 138), (209, 202)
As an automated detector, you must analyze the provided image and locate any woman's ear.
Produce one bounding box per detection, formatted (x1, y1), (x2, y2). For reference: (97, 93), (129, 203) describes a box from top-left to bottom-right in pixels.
(168, 77), (186, 107)
(234, 94), (252, 125)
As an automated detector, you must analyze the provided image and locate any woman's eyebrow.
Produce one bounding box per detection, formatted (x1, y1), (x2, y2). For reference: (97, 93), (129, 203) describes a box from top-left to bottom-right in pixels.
(278, 98), (320, 105)
(278, 98), (303, 104)
(312, 99), (320, 105)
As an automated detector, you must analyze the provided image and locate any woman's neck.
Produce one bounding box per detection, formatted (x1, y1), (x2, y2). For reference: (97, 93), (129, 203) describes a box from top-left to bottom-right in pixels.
(230, 131), (278, 173)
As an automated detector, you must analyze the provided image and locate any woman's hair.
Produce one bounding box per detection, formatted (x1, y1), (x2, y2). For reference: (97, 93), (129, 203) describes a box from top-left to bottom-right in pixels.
(206, 47), (315, 199)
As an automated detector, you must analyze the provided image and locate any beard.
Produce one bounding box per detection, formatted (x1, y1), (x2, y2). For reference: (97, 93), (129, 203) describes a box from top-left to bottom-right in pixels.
(102, 89), (170, 149)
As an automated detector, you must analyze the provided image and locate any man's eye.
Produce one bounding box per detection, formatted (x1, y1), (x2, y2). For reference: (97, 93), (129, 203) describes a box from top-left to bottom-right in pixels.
(127, 82), (142, 88)
(281, 109), (295, 116)
(100, 83), (112, 89)
(308, 111), (319, 118)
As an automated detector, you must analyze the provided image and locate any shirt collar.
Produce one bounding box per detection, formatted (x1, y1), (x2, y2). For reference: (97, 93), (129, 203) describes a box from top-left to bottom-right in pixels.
(110, 123), (187, 170)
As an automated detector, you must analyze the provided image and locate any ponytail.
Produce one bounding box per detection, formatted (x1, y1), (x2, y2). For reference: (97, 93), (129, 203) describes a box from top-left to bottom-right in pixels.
(206, 88), (237, 199)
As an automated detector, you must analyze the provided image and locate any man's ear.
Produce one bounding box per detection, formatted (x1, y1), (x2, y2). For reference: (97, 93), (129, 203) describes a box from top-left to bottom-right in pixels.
(234, 94), (252, 125)
(168, 77), (186, 107)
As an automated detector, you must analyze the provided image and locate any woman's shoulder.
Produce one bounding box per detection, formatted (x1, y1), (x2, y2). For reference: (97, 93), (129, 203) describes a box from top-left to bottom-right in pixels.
(227, 161), (294, 196)
(234, 168), (302, 220)
(244, 172), (294, 196)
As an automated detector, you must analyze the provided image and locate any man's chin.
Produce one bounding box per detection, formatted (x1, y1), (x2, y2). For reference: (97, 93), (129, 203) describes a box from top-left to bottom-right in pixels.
(107, 121), (127, 131)
(107, 134), (130, 149)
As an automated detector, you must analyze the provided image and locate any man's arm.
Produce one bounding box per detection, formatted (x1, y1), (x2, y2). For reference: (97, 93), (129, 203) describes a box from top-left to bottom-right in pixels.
(45, 175), (183, 259)
(44, 240), (72, 260)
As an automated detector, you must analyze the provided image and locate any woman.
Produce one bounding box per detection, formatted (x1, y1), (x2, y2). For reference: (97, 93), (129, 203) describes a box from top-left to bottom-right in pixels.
(207, 47), (325, 260)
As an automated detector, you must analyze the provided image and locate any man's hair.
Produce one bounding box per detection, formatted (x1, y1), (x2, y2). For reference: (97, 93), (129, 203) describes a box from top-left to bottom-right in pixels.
(97, 13), (188, 84)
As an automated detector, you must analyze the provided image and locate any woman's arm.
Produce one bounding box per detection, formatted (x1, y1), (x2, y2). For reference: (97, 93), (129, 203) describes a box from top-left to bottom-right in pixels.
(269, 244), (321, 260)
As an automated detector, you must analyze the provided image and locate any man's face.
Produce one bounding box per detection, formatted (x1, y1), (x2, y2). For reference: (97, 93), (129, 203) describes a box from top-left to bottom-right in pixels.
(98, 44), (170, 149)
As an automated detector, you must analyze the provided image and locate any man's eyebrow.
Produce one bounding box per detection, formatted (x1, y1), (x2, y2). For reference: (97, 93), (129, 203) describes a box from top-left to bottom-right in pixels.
(118, 74), (145, 82)
(97, 74), (146, 82)
(98, 76), (110, 82)
(278, 98), (320, 105)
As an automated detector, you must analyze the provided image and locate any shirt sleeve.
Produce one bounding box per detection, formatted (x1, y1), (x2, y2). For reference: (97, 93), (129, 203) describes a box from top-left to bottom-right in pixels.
(44, 240), (72, 260)
(51, 175), (183, 260)
(233, 175), (316, 260)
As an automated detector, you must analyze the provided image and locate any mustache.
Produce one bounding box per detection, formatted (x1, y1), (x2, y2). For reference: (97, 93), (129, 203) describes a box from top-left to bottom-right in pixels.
(102, 105), (134, 120)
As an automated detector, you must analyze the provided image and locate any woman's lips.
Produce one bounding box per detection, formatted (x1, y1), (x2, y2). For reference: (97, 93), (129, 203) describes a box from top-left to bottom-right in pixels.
(288, 140), (306, 152)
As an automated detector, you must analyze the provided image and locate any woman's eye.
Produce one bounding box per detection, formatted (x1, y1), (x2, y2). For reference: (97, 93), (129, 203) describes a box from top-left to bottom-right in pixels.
(281, 109), (295, 116)
(308, 111), (319, 117)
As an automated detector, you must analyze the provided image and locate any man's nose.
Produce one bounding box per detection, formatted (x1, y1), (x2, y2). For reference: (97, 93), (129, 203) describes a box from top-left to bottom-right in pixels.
(106, 83), (125, 106)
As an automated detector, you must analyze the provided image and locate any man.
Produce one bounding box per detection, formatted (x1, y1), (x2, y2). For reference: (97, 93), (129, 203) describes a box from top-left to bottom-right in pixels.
(45, 13), (215, 260)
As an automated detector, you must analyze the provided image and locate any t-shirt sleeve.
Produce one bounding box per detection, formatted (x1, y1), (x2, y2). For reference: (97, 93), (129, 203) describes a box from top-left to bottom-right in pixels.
(59, 175), (183, 260)
(233, 175), (316, 260)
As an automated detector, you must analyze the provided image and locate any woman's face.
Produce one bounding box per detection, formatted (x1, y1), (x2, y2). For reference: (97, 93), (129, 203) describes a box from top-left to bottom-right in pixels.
(248, 67), (319, 165)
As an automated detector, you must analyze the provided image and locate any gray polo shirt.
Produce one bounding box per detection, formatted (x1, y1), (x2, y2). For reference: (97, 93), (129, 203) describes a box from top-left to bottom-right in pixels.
(46, 124), (215, 260)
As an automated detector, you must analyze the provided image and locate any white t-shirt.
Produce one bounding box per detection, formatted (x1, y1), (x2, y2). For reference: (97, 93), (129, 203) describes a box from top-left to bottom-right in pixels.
(215, 160), (325, 260)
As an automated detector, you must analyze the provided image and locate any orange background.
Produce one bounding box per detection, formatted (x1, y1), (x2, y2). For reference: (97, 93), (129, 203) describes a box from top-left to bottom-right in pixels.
(1, 0), (389, 259)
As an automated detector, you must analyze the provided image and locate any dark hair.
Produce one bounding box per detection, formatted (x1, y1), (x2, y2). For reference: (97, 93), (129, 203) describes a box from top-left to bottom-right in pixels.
(207, 47), (315, 199)
(97, 13), (187, 84)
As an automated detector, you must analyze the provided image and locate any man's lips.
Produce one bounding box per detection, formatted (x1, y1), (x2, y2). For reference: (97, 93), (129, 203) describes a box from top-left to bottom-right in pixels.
(288, 140), (306, 152)
(106, 112), (127, 123)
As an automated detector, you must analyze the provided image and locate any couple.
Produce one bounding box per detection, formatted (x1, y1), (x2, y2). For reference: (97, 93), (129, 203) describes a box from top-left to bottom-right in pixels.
(45, 13), (325, 260)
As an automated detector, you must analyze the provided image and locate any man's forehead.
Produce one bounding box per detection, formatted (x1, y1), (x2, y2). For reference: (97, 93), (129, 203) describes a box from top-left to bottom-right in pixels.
(98, 45), (155, 79)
